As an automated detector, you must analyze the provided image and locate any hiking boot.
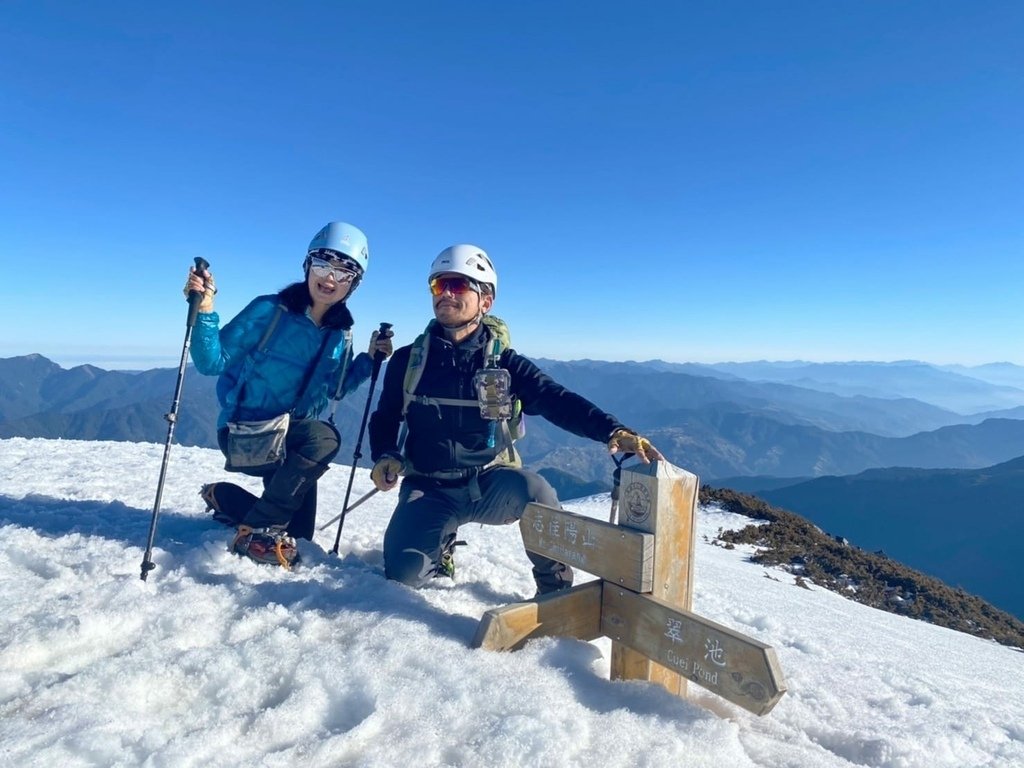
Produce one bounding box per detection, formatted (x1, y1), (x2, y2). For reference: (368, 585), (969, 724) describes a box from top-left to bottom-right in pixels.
(435, 534), (466, 580)
(201, 483), (257, 526)
(231, 525), (300, 569)
(533, 563), (574, 597)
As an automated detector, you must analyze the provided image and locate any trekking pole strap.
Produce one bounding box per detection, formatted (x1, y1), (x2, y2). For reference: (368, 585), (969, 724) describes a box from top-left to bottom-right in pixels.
(608, 452), (634, 524)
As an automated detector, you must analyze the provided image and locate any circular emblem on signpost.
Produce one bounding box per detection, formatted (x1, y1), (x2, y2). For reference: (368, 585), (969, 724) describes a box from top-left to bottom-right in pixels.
(623, 481), (652, 524)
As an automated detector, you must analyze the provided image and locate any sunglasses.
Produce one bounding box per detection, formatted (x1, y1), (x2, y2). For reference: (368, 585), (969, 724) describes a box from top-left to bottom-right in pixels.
(308, 256), (359, 284)
(429, 275), (483, 296)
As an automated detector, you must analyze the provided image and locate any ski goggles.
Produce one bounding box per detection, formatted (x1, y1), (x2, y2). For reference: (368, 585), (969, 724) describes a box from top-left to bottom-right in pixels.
(429, 275), (484, 296)
(308, 256), (360, 284)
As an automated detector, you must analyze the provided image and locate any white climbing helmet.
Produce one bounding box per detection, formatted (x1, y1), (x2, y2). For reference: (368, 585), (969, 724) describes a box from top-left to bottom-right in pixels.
(428, 244), (497, 297)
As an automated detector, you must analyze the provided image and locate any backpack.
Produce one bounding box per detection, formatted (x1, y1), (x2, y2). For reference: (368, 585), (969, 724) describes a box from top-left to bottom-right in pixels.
(401, 315), (524, 466)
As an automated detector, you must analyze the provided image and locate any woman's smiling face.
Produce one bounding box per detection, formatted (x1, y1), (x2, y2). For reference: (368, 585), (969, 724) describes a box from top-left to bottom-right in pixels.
(306, 254), (358, 307)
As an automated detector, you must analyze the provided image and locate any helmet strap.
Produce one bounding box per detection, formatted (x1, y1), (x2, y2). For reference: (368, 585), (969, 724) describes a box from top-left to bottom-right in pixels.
(439, 310), (483, 336)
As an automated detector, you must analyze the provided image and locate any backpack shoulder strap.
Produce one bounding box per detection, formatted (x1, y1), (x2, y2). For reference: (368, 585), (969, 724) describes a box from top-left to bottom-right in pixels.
(256, 304), (286, 352)
(227, 303), (286, 422)
(326, 328), (354, 424)
(481, 315), (510, 360)
(481, 315), (521, 465)
(402, 321), (435, 418)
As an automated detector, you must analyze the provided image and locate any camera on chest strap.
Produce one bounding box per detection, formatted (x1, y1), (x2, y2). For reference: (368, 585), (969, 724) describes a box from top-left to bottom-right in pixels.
(472, 365), (513, 421)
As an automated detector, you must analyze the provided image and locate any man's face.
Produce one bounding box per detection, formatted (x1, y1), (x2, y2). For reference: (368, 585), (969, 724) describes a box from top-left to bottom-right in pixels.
(430, 273), (493, 328)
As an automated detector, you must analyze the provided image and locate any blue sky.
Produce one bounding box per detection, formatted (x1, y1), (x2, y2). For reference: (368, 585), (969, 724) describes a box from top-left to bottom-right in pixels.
(1, 1), (1021, 368)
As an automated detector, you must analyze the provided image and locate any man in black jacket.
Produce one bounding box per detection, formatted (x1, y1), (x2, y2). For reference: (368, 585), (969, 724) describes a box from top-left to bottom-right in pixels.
(367, 244), (661, 595)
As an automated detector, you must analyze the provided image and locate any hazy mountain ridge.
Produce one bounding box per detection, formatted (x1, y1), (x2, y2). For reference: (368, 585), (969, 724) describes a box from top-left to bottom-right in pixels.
(534, 358), (968, 436)
(0, 354), (370, 451)
(581, 358), (1024, 413)
(692, 359), (1024, 413)
(4, 355), (1024, 483)
(724, 457), (1024, 619)
(702, 485), (1024, 645)
(942, 361), (1024, 390)
(521, 413), (1024, 484)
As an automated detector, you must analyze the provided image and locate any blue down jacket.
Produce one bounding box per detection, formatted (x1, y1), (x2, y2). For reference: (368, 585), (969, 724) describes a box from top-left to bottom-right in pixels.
(190, 294), (372, 429)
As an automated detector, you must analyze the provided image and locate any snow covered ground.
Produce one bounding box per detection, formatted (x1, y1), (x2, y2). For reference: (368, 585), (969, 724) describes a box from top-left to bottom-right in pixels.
(0, 437), (1021, 767)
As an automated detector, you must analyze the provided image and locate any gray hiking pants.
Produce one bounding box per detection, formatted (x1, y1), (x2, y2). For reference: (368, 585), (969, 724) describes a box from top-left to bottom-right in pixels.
(383, 467), (574, 594)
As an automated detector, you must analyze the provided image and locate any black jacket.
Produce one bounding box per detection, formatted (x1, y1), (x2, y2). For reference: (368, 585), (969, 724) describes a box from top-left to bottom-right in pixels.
(368, 322), (626, 473)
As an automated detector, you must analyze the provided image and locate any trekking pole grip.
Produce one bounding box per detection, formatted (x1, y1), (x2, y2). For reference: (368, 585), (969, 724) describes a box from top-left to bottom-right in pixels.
(186, 257), (210, 328)
(373, 322), (393, 366)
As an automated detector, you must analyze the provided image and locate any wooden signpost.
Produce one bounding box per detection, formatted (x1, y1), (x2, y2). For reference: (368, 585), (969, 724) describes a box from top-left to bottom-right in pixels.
(471, 460), (787, 716)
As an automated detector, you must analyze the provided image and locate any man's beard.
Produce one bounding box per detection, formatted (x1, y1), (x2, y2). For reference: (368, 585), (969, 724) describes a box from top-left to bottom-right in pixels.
(437, 309), (482, 333)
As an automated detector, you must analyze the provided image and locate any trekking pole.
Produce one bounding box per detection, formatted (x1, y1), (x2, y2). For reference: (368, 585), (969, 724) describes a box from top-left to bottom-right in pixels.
(331, 322), (392, 555)
(140, 257), (209, 581)
(317, 487), (378, 530)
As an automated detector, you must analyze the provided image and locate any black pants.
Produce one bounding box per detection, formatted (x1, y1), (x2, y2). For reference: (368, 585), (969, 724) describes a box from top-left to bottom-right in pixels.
(218, 418), (340, 538)
(382, 467), (573, 594)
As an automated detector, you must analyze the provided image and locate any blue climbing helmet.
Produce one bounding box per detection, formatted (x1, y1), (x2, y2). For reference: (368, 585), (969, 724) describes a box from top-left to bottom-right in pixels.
(306, 221), (369, 276)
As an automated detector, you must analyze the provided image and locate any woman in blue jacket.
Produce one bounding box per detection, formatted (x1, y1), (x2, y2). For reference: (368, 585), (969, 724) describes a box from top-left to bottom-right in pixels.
(185, 221), (392, 568)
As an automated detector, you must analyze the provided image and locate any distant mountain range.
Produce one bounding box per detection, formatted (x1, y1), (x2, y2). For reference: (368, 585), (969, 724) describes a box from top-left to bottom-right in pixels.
(0, 354), (369, 452)
(4, 353), (1022, 620)
(3, 354), (1024, 485)
(712, 457), (1024, 620)
(636, 359), (1024, 414)
(941, 362), (1024, 391)
(519, 359), (1024, 483)
(703, 485), (1024, 645)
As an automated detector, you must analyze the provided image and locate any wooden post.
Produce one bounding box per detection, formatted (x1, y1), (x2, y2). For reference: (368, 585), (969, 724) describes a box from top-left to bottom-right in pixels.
(472, 458), (786, 717)
(519, 504), (655, 593)
(471, 580), (603, 651)
(602, 587), (787, 715)
(610, 460), (699, 695)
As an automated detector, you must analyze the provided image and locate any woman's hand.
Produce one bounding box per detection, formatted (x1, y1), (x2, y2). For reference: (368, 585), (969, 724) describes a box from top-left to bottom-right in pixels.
(183, 266), (217, 313)
(368, 328), (394, 359)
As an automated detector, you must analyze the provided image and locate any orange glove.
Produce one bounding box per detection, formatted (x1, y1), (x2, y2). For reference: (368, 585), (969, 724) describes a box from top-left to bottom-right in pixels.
(608, 428), (663, 464)
(371, 455), (404, 491)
